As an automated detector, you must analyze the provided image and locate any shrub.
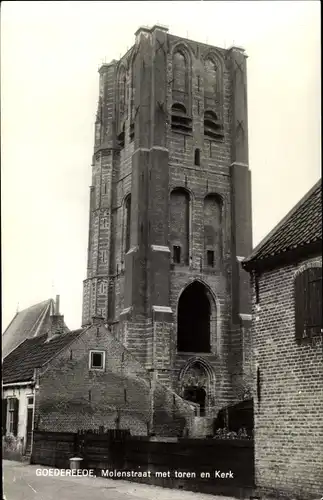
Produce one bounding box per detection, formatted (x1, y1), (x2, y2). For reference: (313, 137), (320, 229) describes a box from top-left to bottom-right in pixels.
(213, 427), (252, 440)
(2, 433), (24, 460)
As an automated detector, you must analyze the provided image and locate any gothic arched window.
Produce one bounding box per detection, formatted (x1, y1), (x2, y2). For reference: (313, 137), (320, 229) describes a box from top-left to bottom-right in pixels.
(204, 58), (217, 96)
(173, 51), (188, 93)
(119, 67), (126, 117)
(204, 194), (223, 267)
(177, 282), (212, 353)
(170, 188), (190, 265)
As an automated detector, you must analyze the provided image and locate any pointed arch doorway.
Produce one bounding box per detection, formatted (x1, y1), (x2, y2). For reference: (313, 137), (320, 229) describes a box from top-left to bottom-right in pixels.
(183, 386), (207, 416)
(180, 360), (214, 417)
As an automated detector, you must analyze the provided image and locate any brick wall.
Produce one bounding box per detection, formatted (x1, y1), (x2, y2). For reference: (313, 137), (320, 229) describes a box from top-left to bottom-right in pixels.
(252, 255), (323, 499)
(36, 324), (194, 437)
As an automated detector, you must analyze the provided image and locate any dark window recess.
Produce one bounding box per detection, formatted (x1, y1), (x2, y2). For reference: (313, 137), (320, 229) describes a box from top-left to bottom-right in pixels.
(117, 124), (125, 148)
(204, 110), (224, 140)
(173, 245), (181, 264)
(91, 352), (103, 369)
(125, 195), (131, 253)
(207, 250), (214, 267)
(295, 267), (322, 341)
(194, 148), (200, 166)
(256, 367), (261, 403)
(27, 397), (34, 406)
(255, 272), (260, 304)
(171, 104), (192, 133)
(129, 122), (134, 142)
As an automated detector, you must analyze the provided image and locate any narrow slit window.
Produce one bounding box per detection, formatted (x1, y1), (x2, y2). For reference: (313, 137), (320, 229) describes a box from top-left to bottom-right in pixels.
(194, 148), (200, 166)
(255, 273), (260, 304)
(207, 250), (214, 267)
(173, 245), (181, 264)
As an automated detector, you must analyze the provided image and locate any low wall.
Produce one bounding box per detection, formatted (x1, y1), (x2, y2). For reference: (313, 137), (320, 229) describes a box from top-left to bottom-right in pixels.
(31, 430), (255, 497)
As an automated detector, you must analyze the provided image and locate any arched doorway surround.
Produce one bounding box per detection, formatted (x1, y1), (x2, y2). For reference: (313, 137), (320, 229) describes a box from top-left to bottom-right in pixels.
(179, 357), (215, 417)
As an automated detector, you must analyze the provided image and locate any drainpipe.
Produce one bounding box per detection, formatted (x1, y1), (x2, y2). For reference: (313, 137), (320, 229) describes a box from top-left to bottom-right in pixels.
(149, 319), (157, 436)
(30, 368), (40, 458)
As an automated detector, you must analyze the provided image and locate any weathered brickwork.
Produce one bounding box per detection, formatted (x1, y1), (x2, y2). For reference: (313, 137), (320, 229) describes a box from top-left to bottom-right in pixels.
(36, 324), (194, 436)
(82, 25), (253, 421)
(252, 256), (323, 499)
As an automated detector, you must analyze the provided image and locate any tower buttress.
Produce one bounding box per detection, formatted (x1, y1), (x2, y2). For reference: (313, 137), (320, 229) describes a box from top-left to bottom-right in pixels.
(82, 62), (117, 326)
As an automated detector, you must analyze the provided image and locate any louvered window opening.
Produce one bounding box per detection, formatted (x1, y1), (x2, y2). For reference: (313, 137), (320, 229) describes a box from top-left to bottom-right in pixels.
(295, 267), (322, 341)
(204, 111), (224, 140)
(171, 104), (192, 134)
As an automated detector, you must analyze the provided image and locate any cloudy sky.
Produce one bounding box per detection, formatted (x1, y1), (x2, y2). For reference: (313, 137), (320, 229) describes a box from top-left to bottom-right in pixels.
(1, 1), (321, 332)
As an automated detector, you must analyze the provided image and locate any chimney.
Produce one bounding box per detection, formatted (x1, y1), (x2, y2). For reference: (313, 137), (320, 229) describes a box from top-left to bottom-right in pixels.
(55, 295), (60, 315)
(47, 295), (65, 340)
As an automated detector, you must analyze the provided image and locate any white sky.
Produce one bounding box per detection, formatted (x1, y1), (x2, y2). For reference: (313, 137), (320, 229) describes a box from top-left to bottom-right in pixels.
(1, 1), (321, 332)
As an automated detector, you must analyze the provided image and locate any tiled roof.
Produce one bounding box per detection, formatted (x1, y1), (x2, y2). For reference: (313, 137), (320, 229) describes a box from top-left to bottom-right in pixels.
(2, 329), (83, 384)
(2, 299), (69, 358)
(243, 180), (322, 270)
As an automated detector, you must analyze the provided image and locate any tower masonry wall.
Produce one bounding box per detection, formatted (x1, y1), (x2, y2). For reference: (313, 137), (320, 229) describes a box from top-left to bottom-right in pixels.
(82, 26), (253, 417)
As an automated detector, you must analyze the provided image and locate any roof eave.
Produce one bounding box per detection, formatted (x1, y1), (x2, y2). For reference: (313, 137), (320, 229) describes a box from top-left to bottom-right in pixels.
(3, 380), (34, 387)
(242, 240), (322, 274)
(244, 180), (322, 264)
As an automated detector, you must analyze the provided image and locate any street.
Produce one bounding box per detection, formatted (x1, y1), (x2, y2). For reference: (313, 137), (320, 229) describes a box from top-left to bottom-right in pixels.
(3, 461), (240, 500)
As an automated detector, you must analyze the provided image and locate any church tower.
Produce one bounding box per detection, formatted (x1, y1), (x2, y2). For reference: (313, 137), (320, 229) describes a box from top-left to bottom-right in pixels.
(82, 25), (252, 417)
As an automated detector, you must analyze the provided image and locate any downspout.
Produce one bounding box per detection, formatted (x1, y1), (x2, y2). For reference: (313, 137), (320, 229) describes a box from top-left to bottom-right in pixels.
(149, 313), (157, 436)
(30, 368), (40, 458)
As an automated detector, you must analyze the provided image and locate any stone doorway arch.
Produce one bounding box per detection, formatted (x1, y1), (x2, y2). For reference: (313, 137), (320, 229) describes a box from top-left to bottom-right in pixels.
(179, 358), (215, 417)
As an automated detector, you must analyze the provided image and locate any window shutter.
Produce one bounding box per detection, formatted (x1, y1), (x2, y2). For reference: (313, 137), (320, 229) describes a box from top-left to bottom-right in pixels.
(2, 399), (7, 436)
(12, 398), (19, 437)
(295, 271), (307, 340)
(308, 267), (322, 331)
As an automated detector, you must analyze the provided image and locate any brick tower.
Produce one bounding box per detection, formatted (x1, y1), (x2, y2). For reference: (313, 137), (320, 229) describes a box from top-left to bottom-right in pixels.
(82, 25), (252, 418)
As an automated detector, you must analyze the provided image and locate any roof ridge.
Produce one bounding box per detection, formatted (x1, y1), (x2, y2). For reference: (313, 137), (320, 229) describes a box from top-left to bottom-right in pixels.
(2, 311), (19, 337)
(31, 300), (54, 337)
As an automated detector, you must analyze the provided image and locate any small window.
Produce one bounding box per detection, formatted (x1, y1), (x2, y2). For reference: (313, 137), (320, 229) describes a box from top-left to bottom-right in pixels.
(27, 397), (34, 406)
(89, 351), (105, 371)
(173, 245), (181, 264)
(194, 148), (200, 166)
(99, 250), (107, 263)
(100, 217), (108, 229)
(207, 250), (214, 267)
(7, 398), (19, 436)
(97, 308), (104, 317)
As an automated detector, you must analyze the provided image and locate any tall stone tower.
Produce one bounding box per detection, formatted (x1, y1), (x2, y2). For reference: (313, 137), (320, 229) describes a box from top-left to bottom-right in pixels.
(82, 25), (252, 417)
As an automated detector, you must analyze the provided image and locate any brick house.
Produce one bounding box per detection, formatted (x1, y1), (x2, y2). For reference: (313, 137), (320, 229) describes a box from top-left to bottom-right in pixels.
(2, 312), (194, 456)
(82, 24), (253, 431)
(242, 180), (322, 500)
